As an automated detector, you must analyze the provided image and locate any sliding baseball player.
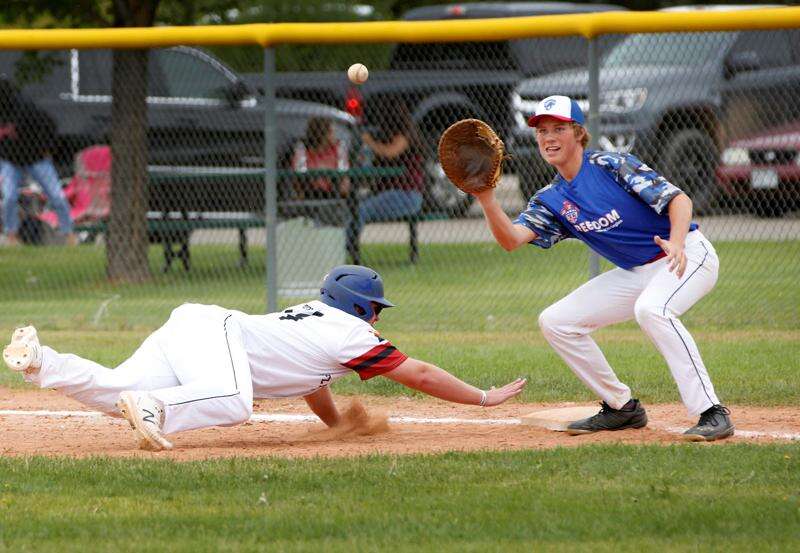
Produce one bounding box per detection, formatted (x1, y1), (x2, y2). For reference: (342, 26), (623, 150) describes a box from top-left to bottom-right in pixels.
(4, 265), (526, 451)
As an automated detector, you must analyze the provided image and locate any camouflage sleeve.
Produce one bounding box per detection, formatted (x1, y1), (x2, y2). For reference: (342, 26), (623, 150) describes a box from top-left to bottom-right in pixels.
(590, 152), (683, 214)
(513, 197), (571, 249)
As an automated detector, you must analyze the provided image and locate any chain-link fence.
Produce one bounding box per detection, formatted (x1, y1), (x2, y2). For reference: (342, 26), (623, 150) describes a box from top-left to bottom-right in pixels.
(0, 18), (798, 332)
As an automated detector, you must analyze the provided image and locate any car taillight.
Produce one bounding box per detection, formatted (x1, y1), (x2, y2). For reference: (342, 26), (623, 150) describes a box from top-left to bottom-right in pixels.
(447, 5), (465, 16)
(345, 86), (363, 120)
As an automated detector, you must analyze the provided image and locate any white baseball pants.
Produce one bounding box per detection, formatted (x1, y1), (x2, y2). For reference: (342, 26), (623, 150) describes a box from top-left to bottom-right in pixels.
(538, 230), (721, 416)
(26, 304), (253, 434)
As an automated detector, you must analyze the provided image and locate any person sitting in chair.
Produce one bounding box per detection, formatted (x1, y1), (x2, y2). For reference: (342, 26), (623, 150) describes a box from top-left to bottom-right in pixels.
(291, 117), (351, 200)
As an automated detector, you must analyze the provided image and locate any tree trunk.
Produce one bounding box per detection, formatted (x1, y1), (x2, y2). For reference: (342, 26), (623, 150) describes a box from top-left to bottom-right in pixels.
(105, 0), (158, 282)
(106, 48), (151, 283)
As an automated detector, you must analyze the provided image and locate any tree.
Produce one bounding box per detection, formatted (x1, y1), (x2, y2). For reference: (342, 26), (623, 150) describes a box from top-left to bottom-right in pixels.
(2, 0), (368, 281)
(2, 0), (159, 282)
(106, 0), (158, 283)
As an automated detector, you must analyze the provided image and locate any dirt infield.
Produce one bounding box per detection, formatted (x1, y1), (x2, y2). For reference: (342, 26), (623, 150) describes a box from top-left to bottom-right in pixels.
(1, 387), (798, 460)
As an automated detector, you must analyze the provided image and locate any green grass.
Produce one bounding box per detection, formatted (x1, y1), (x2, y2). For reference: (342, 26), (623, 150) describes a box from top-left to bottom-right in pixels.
(0, 240), (797, 403)
(0, 241), (798, 551)
(2, 325), (796, 405)
(0, 445), (798, 552)
(0, 240), (797, 332)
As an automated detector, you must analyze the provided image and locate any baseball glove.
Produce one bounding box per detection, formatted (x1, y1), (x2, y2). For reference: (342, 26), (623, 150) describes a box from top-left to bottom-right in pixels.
(437, 118), (505, 194)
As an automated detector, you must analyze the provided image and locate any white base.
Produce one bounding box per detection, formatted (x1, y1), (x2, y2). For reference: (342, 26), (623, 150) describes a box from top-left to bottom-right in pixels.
(519, 406), (599, 431)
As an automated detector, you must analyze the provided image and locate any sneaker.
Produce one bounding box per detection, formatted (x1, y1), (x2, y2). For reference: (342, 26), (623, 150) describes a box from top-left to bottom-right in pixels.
(3, 326), (42, 372)
(566, 399), (648, 435)
(116, 391), (173, 451)
(11, 326), (38, 344)
(683, 405), (734, 442)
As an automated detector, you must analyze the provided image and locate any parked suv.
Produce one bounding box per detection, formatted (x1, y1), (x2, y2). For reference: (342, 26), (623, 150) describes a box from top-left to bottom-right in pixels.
(510, 25), (800, 212)
(0, 47), (357, 179)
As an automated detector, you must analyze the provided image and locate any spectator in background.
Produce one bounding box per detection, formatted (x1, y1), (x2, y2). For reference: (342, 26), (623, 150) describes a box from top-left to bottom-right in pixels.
(291, 117), (350, 199)
(0, 78), (75, 246)
(350, 98), (425, 243)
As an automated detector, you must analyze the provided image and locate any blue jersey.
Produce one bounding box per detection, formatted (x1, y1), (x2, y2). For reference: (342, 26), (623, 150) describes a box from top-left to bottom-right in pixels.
(514, 151), (698, 270)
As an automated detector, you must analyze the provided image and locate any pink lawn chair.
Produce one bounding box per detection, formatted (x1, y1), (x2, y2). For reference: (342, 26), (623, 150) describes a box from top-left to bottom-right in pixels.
(40, 145), (111, 228)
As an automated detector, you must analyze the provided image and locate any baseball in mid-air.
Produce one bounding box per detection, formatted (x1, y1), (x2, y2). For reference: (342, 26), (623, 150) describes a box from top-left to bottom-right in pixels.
(347, 63), (369, 84)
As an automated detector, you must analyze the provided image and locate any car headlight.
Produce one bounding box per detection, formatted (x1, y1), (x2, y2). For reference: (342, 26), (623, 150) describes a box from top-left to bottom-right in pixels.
(600, 88), (647, 113)
(720, 147), (749, 166)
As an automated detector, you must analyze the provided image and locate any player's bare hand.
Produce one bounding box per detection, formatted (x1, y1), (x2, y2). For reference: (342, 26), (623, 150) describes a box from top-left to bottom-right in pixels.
(654, 236), (687, 278)
(483, 378), (526, 406)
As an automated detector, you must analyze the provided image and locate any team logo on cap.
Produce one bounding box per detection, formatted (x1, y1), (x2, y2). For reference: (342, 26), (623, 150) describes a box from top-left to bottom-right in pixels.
(544, 98), (557, 110)
(560, 200), (579, 224)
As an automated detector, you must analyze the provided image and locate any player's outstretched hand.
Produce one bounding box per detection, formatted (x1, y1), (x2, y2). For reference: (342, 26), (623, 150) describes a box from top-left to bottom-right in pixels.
(654, 236), (687, 278)
(483, 378), (526, 407)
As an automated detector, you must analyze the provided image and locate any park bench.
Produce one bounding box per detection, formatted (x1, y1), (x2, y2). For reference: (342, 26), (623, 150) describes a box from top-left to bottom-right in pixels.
(75, 213), (266, 272)
(75, 165), (425, 271)
(76, 208), (424, 271)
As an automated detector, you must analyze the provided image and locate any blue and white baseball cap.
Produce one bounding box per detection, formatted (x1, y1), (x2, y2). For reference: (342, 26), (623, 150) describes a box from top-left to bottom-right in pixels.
(527, 95), (585, 127)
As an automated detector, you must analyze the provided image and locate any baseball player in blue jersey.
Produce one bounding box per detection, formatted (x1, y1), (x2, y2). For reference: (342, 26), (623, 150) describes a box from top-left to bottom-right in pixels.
(474, 95), (733, 441)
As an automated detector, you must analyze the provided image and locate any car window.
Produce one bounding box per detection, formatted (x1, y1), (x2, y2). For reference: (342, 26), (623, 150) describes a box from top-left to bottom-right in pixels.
(603, 32), (735, 67)
(789, 29), (800, 62)
(510, 35), (622, 74)
(77, 50), (112, 95)
(390, 42), (515, 71)
(156, 49), (233, 99)
(729, 30), (793, 68)
(77, 50), (165, 97)
(0, 51), (69, 99)
(511, 37), (587, 74)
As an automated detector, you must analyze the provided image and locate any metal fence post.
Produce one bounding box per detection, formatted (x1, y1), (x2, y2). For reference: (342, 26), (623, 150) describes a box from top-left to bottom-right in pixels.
(264, 47), (278, 313)
(587, 37), (601, 280)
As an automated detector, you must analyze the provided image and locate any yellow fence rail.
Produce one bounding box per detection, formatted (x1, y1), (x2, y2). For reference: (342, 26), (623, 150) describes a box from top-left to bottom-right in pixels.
(1, 7), (800, 49)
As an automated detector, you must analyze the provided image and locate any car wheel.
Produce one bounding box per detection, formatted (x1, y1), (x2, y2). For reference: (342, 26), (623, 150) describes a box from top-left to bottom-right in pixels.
(421, 153), (475, 217)
(660, 128), (719, 215)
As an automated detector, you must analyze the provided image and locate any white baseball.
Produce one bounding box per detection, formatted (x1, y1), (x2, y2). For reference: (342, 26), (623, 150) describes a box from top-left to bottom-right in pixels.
(347, 63), (369, 84)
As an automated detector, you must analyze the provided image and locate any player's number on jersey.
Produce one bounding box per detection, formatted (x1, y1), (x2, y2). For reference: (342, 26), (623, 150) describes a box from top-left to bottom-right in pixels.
(279, 308), (324, 322)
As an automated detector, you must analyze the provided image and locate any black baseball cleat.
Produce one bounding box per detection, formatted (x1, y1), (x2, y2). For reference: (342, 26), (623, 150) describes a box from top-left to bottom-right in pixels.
(683, 404), (735, 442)
(566, 399), (648, 435)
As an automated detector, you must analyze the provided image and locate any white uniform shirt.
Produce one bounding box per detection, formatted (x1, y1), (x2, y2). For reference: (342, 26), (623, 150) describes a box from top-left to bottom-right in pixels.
(235, 300), (407, 398)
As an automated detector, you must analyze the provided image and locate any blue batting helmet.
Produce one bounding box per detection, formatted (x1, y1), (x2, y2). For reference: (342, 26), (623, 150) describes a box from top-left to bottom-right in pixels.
(319, 265), (395, 321)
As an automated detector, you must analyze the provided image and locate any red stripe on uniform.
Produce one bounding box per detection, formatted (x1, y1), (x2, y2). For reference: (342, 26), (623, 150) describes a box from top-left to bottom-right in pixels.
(344, 343), (408, 380)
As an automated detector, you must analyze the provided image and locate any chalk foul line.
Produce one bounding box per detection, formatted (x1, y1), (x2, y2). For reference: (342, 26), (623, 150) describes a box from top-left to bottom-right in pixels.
(0, 410), (798, 441)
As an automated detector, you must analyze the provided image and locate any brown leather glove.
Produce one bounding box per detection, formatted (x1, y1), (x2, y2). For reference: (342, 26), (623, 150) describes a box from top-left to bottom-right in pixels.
(437, 118), (505, 195)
